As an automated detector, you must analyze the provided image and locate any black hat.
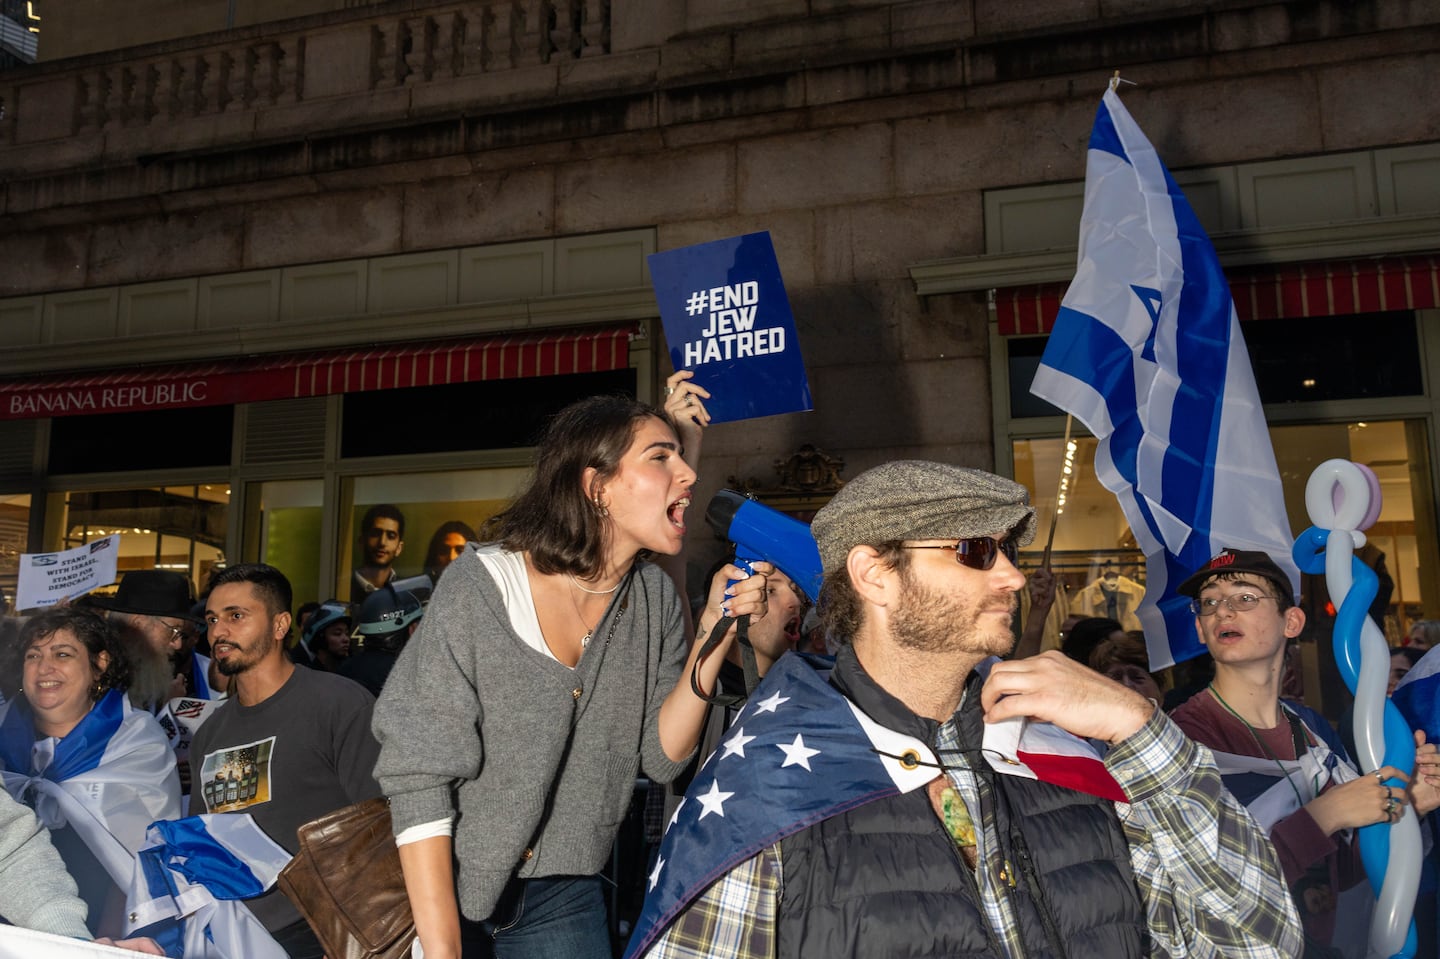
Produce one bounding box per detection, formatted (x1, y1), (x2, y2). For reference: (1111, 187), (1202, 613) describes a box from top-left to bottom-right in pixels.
(1176, 548), (1295, 608)
(89, 570), (201, 622)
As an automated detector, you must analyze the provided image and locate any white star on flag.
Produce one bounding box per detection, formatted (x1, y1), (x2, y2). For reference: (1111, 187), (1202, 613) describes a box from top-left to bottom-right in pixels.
(648, 854), (666, 891)
(753, 691), (790, 714)
(776, 733), (821, 771)
(622, 653), (945, 959)
(666, 797), (685, 833)
(721, 726), (756, 759)
(696, 779), (734, 821)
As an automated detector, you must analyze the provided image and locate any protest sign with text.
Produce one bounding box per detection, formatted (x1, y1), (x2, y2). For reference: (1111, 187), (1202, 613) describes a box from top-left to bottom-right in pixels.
(649, 232), (812, 423)
(15, 534), (120, 611)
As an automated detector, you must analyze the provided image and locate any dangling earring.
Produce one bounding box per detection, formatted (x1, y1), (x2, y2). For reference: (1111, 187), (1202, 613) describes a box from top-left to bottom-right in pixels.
(91, 679), (106, 701)
(593, 496), (609, 518)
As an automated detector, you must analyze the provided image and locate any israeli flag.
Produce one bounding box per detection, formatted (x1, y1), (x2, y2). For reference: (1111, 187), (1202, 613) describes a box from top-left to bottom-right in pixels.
(1030, 88), (1297, 669)
(126, 814), (291, 959)
(1392, 648), (1440, 744)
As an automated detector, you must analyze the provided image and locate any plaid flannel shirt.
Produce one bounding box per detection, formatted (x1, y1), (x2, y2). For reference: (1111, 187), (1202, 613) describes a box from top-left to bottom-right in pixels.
(642, 706), (1301, 959)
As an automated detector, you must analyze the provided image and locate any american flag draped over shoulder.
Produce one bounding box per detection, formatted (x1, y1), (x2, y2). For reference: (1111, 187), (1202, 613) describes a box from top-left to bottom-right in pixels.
(623, 653), (940, 959)
(1030, 87), (1298, 670)
(624, 654), (1128, 958)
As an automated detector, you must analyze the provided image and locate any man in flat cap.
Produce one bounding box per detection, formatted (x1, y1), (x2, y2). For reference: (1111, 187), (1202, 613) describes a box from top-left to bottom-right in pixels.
(629, 461), (1300, 959)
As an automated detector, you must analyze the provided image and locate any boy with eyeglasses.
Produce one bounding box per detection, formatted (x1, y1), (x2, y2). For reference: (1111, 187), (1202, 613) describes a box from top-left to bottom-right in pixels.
(1172, 548), (1440, 952)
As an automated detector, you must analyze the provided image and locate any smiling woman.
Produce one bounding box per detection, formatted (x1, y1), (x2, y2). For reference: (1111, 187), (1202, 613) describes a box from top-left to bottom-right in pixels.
(371, 385), (770, 959)
(0, 607), (180, 939)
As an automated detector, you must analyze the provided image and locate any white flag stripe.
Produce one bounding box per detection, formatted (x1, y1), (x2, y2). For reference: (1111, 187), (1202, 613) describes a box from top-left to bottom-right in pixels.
(1031, 88), (1297, 669)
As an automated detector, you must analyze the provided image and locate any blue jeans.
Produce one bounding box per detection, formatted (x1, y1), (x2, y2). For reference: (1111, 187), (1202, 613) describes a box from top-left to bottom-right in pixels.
(460, 875), (611, 959)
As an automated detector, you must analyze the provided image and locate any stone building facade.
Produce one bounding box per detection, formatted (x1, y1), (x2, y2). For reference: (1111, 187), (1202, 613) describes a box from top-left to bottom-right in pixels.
(1, 1), (1438, 659)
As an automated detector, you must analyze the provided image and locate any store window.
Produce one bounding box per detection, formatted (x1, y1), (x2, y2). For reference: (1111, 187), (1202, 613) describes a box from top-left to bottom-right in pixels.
(255, 479), (324, 609)
(1012, 419), (1437, 644)
(50, 484), (229, 595)
(1005, 310), (1423, 420)
(341, 370), (636, 458)
(49, 406), (233, 473)
(338, 467), (531, 604)
(0, 494), (29, 614)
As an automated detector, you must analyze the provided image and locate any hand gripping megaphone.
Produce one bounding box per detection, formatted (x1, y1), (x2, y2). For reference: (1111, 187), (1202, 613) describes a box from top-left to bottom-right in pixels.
(689, 490), (824, 706)
(704, 489), (823, 602)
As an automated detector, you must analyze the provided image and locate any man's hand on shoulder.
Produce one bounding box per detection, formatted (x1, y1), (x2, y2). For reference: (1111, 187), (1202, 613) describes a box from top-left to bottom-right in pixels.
(980, 651), (1155, 745)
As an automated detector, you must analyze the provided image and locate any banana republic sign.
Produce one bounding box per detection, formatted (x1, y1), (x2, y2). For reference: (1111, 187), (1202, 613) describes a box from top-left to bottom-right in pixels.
(6, 380), (212, 418)
(0, 328), (635, 421)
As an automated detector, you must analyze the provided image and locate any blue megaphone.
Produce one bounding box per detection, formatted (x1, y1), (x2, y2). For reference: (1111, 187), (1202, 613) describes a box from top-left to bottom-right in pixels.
(705, 489), (823, 602)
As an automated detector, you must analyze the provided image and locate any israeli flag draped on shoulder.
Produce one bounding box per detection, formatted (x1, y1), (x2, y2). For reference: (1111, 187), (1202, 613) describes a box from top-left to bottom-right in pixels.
(126, 813), (291, 959)
(1208, 707), (1358, 833)
(1030, 85), (1297, 669)
(0, 689), (181, 893)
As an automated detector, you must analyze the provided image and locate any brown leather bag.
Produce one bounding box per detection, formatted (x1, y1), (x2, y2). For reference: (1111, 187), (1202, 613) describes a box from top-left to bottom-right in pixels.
(277, 797), (416, 959)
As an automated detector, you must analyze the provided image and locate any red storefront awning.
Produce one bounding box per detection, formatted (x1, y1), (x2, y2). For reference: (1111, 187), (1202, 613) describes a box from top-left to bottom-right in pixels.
(0, 325), (635, 421)
(995, 254), (1440, 335)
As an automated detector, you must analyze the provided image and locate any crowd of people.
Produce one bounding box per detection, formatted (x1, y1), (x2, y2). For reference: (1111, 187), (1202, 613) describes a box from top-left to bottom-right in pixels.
(0, 371), (1438, 958)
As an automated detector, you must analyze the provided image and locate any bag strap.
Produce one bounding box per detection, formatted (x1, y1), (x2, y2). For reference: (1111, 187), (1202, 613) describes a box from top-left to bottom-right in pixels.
(689, 615), (760, 707)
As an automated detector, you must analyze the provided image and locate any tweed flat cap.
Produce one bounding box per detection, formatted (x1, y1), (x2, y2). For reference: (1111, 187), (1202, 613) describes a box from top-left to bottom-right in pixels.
(811, 460), (1036, 573)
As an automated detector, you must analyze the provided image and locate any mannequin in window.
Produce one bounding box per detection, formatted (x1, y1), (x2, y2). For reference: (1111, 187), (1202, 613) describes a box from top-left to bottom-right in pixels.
(1076, 564), (1144, 631)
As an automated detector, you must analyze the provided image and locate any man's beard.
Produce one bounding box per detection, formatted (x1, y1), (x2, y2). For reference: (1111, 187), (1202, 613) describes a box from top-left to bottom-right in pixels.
(889, 569), (1017, 657)
(126, 638), (177, 708)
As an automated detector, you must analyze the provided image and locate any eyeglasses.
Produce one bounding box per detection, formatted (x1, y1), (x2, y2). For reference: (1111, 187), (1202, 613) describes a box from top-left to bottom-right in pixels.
(151, 617), (189, 642)
(901, 536), (1018, 571)
(1191, 591), (1276, 617)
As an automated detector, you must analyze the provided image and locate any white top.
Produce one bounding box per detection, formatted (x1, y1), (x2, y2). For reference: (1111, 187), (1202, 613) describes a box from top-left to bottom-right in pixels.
(473, 543), (567, 666)
(397, 544), (567, 848)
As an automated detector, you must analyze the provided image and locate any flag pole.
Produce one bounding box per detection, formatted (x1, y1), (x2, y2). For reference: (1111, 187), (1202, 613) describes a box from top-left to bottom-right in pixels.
(1041, 413), (1073, 570)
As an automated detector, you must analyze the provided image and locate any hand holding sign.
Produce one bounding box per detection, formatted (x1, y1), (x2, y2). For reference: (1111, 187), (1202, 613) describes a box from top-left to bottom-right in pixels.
(664, 370), (712, 434)
(649, 232), (812, 424)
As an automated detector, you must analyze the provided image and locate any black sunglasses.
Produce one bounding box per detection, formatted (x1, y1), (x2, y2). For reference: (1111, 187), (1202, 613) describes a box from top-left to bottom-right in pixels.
(901, 536), (1018, 571)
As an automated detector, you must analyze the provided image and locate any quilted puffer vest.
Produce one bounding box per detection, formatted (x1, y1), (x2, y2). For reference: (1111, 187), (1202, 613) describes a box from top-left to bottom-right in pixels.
(776, 649), (1145, 959)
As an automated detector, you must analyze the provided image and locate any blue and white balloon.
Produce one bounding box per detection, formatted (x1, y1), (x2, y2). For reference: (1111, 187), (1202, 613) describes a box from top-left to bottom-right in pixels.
(1293, 458), (1419, 959)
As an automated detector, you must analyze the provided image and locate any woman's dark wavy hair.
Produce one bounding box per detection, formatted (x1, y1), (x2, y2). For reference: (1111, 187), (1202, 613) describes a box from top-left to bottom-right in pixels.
(20, 606), (133, 701)
(491, 395), (674, 578)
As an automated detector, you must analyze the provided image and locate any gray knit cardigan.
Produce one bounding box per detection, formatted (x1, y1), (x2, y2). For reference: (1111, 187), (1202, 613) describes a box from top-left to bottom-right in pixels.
(372, 546), (692, 921)
(0, 786), (92, 938)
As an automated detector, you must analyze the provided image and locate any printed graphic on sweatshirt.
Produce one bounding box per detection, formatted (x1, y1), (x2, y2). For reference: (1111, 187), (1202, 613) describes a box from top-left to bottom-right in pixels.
(197, 737), (275, 812)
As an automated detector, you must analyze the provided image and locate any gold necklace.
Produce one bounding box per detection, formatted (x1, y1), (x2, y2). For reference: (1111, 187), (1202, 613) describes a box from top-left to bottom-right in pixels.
(568, 573), (621, 595)
(566, 579), (601, 648)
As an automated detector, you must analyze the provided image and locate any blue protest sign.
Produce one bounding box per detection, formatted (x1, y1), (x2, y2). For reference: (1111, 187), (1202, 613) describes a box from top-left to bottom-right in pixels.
(648, 232), (812, 423)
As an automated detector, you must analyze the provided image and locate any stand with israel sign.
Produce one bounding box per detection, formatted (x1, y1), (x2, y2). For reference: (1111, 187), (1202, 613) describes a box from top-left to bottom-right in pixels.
(649, 231), (812, 423)
(15, 534), (120, 611)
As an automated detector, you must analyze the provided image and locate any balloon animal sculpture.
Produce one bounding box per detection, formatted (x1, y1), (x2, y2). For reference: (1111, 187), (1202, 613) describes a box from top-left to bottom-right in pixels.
(1293, 458), (1419, 959)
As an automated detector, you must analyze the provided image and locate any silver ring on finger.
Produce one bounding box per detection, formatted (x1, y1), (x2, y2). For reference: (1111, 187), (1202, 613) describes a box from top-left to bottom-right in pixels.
(664, 385), (675, 397)
(1375, 770), (1386, 783)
